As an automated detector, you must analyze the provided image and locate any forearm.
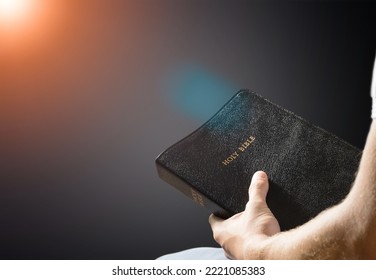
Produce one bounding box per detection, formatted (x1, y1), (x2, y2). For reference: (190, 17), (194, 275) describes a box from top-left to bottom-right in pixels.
(255, 202), (354, 259)
(255, 121), (376, 260)
(348, 120), (376, 205)
(346, 120), (376, 258)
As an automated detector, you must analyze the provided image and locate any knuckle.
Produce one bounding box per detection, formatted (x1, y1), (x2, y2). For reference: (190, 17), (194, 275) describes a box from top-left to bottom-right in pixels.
(251, 178), (265, 188)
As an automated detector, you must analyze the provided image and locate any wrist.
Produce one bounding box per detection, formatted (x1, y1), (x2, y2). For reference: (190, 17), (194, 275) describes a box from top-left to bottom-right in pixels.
(243, 233), (293, 260)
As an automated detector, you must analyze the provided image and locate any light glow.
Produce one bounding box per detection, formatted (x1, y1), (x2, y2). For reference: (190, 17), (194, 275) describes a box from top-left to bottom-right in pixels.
(0, 0), (33, 24)
(0, 0), (64, 56)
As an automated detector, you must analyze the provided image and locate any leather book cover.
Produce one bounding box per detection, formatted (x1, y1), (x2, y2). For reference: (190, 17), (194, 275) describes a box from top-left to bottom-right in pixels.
(155, 89), (361, 230)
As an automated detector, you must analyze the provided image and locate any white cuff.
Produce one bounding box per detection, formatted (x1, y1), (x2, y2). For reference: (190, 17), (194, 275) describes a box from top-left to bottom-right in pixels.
(371, 55), (376, 119)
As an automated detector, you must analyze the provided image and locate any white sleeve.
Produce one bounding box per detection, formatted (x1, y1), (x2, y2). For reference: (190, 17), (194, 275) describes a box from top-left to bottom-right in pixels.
(372, 55), (376, 119)
(156, 247), (229, 260)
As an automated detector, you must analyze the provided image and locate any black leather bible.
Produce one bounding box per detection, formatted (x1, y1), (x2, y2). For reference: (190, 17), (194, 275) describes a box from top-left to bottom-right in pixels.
(156, 90), (361, 230)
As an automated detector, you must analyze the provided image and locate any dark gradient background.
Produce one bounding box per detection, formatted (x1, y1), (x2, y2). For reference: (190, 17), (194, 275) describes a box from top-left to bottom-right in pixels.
(0, 0), (375, 259)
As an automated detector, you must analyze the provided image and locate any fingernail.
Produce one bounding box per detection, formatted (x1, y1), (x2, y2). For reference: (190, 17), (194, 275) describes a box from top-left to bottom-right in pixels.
(254, 171), (267, 179)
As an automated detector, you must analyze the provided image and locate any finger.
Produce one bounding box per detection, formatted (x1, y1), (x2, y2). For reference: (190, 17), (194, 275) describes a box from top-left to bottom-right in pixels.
(208, 214), (223, 227)
(209, 214), (224, 232)
(208, 214), (225, 242)
(247, 171), (269, 204)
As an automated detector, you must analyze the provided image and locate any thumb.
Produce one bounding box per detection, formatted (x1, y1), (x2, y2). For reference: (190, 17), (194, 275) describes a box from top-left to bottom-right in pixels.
(246, 171), (281, 236)
(247, 171), (269, 207)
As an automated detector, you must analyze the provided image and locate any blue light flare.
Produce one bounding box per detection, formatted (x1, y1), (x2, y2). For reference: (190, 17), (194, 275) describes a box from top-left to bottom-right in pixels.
(165, 65), (237, 122)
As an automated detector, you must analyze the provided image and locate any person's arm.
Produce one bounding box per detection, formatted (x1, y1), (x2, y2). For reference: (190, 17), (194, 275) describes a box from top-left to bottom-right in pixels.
(209, 58), (376, 260)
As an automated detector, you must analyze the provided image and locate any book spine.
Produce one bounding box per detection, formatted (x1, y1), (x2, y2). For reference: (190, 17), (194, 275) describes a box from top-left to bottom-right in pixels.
(155, 159), (231, 219)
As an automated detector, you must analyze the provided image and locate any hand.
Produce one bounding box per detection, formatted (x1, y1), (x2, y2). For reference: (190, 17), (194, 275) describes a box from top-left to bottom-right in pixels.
(209, 171), (280, 259)
(209, 56), (376, 260)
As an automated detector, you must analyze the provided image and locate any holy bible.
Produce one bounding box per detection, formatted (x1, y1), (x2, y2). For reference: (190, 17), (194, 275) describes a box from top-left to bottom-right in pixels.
(155, 90), (361, 230)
